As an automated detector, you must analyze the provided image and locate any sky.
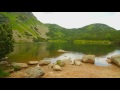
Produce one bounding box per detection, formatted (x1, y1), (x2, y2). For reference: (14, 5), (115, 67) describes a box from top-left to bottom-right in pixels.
(32, 12), (120, 30)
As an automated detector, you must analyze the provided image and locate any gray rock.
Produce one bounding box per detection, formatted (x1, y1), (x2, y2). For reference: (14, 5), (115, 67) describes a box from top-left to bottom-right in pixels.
(61, 60), (72, 65)
(11, 62), (28, 68)
(82, 55), (95, 63)
(53, 65), (62, 71)
(0, 61), (8, 65)
(111, 54), (120, 66)
(28, 61), (38, 65)
(39, 60), (51, 65)
(74, 60), (83, 66)
(26, 67), (45, 78)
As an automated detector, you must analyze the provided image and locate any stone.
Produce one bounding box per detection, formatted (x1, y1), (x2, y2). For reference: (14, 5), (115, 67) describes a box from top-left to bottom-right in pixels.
(61, 60), (72, 65)
(28, 61), (38, 65)
(5, 69), (14, 73)
(82, 55), (95, 63)
(39, 60), (51, 65)
(48, 63), (55, 68)
(57, 49), (68, 53)
(74, 60), (83, 66)
(53, 65), (62, 71)
(11, 62), (28, 68)
(56, 60), (65, 67)
(0, 61), (8, 65)
(26, 67), (45, 78)
(111, 54), (120, 66)
(106, 59), (112, 63)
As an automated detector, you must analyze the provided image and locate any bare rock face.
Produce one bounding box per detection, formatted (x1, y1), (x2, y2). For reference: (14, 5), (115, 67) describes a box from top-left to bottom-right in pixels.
(111, 54), (120, 66)
(11, 62), (28, 68)
(25, 67), (45, 78)
(28, 61), (38, 65)
(82, 55), (95, 63)
(53, 65), (62, 71)
(39, 60), (51, 65)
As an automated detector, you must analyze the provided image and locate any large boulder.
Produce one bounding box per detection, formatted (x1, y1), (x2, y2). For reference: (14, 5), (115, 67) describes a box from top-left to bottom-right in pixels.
(82, 55), (95, 63)
(26, 67), (45, 78)
(11, 62), (28, 68)
(53, 65), (62, 71)
(111, 54), (120, 66)
(74, 60), (83, 66)
(39, 60), (51, 65)
(28, 61), (38, 65)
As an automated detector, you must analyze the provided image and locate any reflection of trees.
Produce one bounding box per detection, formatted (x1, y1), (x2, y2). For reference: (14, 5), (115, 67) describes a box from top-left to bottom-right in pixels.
(47, 43), (120, 56)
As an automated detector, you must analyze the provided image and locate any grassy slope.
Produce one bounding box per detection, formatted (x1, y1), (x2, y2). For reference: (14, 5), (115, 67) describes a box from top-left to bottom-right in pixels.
(0, 12), (49, 42)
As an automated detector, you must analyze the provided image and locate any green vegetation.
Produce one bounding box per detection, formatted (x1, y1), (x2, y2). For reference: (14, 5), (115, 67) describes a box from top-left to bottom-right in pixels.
(56, 60), (65, 67)
(0, 69), (9, 78)
(13, 66), (21, 71)
(0, 23), (14, 60)
(0, 12), (48, 42)
(46, 23), (120, 44)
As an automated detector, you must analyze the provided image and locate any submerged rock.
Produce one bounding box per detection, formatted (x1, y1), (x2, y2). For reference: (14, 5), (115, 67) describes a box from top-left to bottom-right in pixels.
(26, 67), (45, 78)
(82, 55), (95, 63)
(57, 49), (68, 53)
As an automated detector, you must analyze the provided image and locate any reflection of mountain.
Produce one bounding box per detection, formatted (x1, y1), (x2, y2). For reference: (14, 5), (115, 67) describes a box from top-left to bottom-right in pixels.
(7, 43), (50, 62)
(47, 43), (119, 56)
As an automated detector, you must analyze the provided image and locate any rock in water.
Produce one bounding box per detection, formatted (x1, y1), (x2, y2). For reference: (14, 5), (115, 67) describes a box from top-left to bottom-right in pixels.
(26, 67), (45, 78)
(82, 55), (95, 63)
(111, 54), (120, 66)
(28, 61), (38, 65)
(53, 65), (62, 71)
(39, 60), (51, 65)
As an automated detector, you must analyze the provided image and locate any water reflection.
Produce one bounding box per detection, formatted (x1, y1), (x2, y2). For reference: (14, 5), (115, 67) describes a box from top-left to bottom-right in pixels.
(7, 42), (120, 66)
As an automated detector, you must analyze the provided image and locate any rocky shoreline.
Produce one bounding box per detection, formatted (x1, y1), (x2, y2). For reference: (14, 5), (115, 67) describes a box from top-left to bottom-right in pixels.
(1, 54), (120, 78)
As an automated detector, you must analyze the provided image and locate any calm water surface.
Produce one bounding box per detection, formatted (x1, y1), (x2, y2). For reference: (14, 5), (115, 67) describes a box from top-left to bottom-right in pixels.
(6, 42), (120, 66)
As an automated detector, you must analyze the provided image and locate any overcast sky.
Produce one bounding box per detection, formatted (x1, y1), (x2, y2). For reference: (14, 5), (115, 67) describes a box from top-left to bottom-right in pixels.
(32, 12), (120, 30)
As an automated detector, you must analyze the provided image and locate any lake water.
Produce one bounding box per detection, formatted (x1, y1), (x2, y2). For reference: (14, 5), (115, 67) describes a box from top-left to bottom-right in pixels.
(6, 42), (120, 66)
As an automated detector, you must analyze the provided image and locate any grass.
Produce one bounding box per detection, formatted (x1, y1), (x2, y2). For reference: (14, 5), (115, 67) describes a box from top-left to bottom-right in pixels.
(0, 69), (9, 78)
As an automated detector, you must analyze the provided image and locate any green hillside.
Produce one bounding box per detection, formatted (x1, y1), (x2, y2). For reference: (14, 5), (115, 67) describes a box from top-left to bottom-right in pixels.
(0, 12), (49, 42)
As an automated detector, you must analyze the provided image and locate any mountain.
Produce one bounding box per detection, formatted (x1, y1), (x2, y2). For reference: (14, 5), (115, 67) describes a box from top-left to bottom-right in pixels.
(0, 12), (120, 44)
(0, 12), (49, 42)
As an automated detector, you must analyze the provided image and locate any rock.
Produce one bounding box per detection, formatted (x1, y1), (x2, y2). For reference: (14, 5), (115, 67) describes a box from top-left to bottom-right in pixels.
(111, 54), (120, 66)
(28, 61), (38, 65)
(106, 59), (112, 63)
(5, 69), (14, 73)
(53, 65), (62, 71)
(57, 49), (68, 53)
(48, 63), (55, 68)
(56, 60), (65, 67)
(82, 55), (95, 63)
(61, 60), (72, 65)
(39, 60), (51, 65)
(1, 57), (8, 61)
(26, 67), (45, 78)
(11, 62), (28, 68)
(74, 60), (83, 66)
(0, 61), (8, 65)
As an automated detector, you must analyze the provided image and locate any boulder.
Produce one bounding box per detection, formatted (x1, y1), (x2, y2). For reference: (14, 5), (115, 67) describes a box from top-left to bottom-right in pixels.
(106, 59), (112, 63)
(1, 57), (8, 61)
(26, 67), (45, 78)
(11, 62), (28, 68)
(53, 65), (62, 71)
(56, 60), (65, 67)
(39, 60), (51, 65)
(82, 55), (95, 63)
(61, 60), (72, 65)
(74, 60), (83, 66)
(111, 54), (120, 66)
(28, 61), (38, 65)
(0, 61), (8, 65)
(48, 63), (55, 68)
